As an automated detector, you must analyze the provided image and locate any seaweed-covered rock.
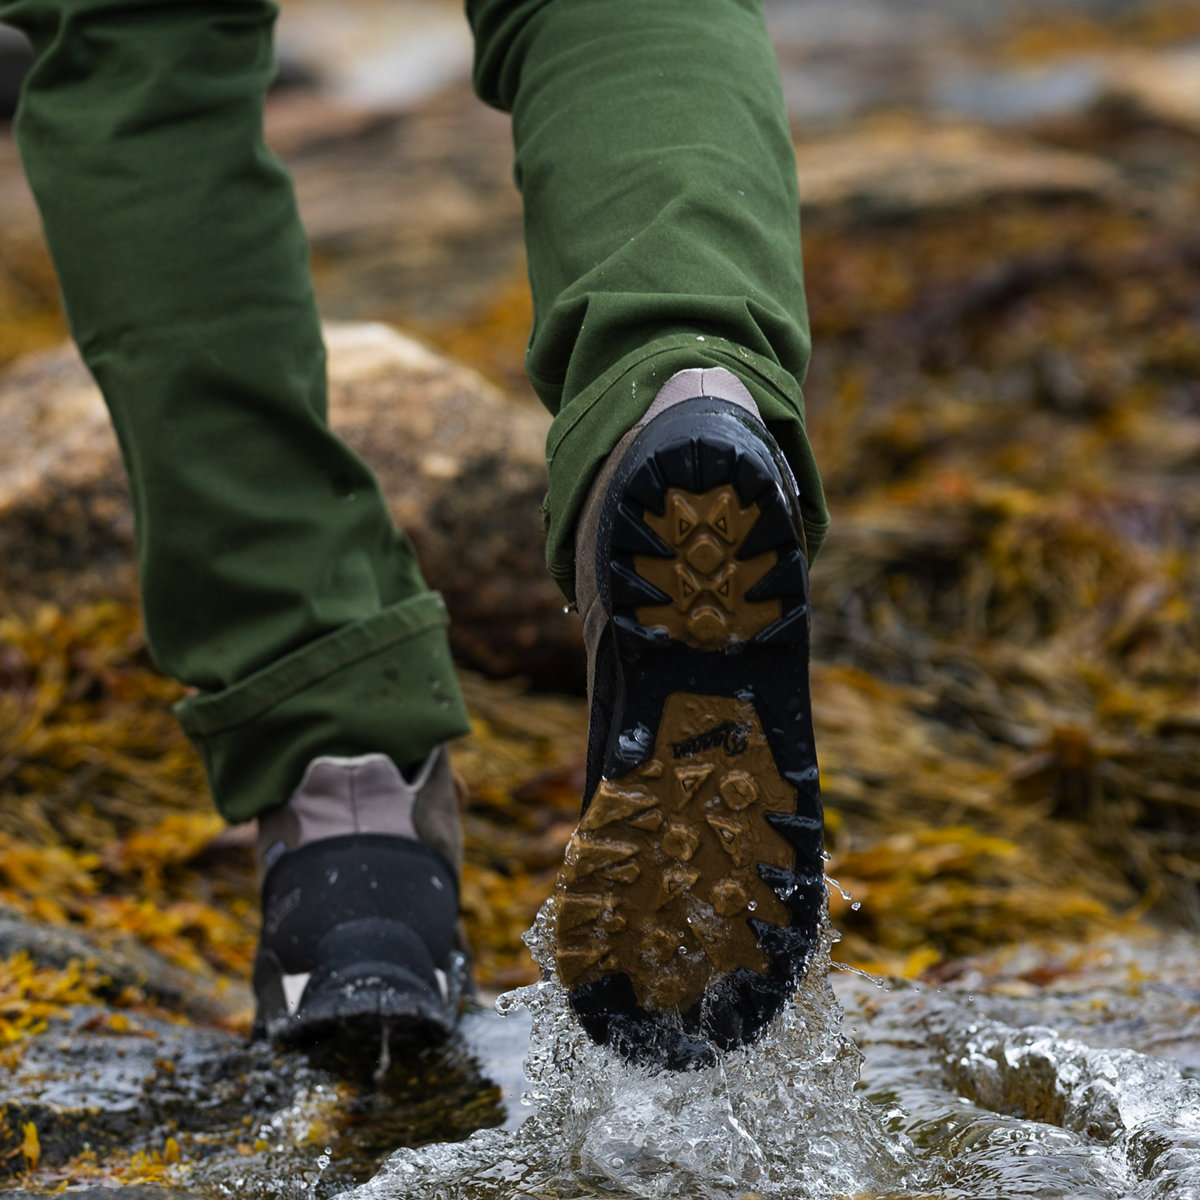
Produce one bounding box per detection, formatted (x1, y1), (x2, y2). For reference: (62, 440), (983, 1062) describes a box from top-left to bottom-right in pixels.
(0, 906), (251, 1024)
(0, 323), (583, 689)
(4, 1191), (206, 1200)
(0, 998), (509, 1196)
(1100, 48), (1200, 137)
(0, 1010), (268, 1173)
(795, 125), (1123, 221)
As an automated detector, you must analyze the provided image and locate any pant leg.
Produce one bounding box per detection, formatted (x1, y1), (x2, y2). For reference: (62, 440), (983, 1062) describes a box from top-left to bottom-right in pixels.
(3, 0), (470, 821)
(468, 0), (829, 599)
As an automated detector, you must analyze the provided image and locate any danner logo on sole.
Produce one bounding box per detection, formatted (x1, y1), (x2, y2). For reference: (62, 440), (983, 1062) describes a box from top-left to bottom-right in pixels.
(670, 720), (751, 759)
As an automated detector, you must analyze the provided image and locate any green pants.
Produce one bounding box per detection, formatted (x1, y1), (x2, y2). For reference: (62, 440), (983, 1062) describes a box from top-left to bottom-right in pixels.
(3, 0), (827, 823)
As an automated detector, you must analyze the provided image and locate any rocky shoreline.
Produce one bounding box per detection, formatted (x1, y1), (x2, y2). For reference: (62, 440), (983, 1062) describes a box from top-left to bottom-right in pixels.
(2, 0), (1199, 1193)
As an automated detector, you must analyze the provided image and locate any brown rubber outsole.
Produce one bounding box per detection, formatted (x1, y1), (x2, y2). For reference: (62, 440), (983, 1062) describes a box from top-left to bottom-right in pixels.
(556, 690), (795, 1014)
(555, 398), (824, 1066)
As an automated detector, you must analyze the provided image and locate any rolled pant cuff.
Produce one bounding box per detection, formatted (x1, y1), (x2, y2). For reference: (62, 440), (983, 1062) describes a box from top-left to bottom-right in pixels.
(174, 591), (471, 823)
(542, 335), (830, 602)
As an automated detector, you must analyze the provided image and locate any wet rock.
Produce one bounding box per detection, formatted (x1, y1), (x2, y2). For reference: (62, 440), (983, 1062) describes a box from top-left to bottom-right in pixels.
(795, 124), (1123, 221)
(0, 1006), (306, 1185)
(0, 905), (252, 1024)
(1099, 47), (1200, 137)
(0, 1008), (255, 1164)
(277, 83), (523, 324)
(0, 997), (509, 1195)
(0, 322), (583, 688)
(5, 1191), (206, 1200)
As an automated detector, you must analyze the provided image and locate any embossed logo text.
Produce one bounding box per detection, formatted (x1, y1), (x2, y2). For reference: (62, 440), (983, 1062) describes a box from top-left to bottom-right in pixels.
(670, 720), (751, 759)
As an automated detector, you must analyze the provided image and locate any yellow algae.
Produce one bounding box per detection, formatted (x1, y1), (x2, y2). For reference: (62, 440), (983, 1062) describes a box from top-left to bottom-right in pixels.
(19, 1122), (40, 1173)
(0, 953), (108, 1046)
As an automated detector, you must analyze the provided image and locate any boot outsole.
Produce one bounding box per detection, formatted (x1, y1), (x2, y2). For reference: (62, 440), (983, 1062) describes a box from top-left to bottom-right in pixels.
(555, 399), (824, 1067)
(253, 949), (464, 1051)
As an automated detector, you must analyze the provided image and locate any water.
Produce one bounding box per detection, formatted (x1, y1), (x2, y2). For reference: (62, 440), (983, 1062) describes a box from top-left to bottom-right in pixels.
(845, 970), (1200, 1200)
(349, 899), (910, 1200)
(347, 908), (1200, 1200)
(28, 908), (1187, 1198)
(27, 899), (1184, 1198)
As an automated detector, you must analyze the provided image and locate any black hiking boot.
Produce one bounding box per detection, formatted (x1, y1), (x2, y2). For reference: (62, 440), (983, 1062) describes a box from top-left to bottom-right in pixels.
(557, 367), (824, 1069)
(252, 748), (471, 1051)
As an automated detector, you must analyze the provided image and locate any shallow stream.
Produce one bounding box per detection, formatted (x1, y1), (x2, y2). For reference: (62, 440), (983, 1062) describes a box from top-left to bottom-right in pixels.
(330, 906), (1200, 1200)
(6, 858), (1196, 1199)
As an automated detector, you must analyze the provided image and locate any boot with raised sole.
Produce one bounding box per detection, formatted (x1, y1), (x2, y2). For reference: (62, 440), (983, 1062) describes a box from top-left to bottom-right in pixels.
(557, 367), (824, 1069)
(252, 746), (471, 1050)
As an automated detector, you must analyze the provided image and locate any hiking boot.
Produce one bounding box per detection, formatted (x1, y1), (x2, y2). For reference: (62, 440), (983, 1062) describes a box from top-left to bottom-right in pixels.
(252, 746), (471, 1049)
(557, 367), (824, 1068)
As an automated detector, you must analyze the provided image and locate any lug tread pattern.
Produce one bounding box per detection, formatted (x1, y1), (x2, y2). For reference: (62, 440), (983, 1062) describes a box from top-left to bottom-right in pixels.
(633, 485), (781, 648)
(558, 400), (823, 1064)
(556, 696), (796, 1013)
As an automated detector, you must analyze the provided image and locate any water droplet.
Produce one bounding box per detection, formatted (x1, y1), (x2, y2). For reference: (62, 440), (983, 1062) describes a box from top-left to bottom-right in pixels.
(851, 901), (861, 911)
(826, 874), (853, 902)
(617, 723), (653, 758)
(747, 900), (758, 911)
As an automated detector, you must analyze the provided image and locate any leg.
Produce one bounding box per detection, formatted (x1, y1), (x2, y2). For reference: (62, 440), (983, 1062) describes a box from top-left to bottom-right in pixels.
(470, 0), (826, 1064)
(5, 0), (472, 1044)
(469, 0), (829, 594)
(5, 0), (470, 821)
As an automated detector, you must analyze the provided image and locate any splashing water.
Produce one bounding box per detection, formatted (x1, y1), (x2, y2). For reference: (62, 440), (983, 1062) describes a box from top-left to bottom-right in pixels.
(936, 1011), (1200, 1199)
(347, 913), (1200, 1200)
(839, 949), (1200, 1200)
(350, 897), (914, 1200)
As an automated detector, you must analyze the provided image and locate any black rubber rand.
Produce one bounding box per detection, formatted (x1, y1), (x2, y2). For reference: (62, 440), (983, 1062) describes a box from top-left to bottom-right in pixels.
(565, 398), (824, 1068)
(252, 834), (465, 1047)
